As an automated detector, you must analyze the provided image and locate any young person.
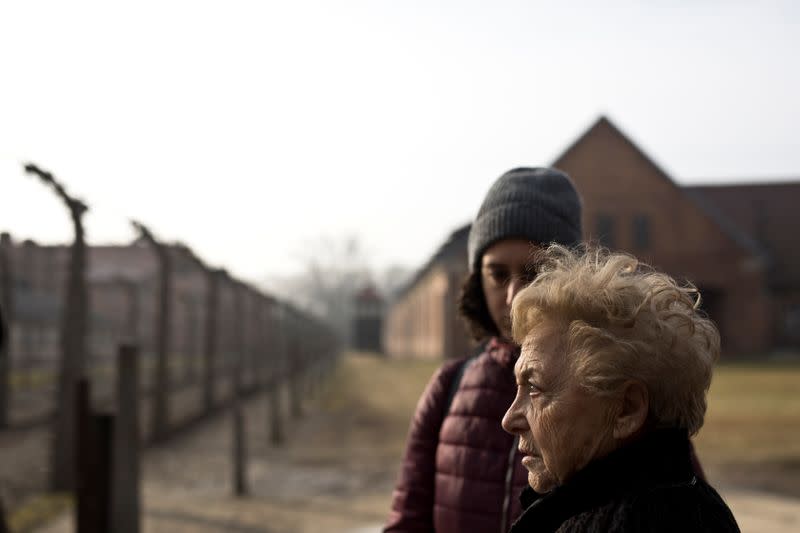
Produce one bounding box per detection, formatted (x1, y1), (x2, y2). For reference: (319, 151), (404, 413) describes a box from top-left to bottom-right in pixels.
(384, 167), (583, 533)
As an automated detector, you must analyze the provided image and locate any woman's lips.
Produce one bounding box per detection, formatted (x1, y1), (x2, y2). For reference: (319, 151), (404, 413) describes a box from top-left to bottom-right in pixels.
(521, 455), (540, 469)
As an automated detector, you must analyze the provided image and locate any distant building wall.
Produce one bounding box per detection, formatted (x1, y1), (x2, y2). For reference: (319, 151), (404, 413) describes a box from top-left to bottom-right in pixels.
(384, 266), (449, 359)
(383, 230), (473, 360)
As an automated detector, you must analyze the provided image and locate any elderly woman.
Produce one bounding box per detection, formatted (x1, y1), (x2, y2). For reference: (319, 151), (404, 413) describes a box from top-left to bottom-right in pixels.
(502, 246), (739, 532)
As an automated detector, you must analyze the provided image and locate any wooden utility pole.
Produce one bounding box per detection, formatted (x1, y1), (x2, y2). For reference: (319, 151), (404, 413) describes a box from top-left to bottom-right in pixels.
(25, 163), (89, 491)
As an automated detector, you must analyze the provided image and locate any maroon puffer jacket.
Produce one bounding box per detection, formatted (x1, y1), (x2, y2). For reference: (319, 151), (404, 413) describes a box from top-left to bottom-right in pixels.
(385, 338), (527, 533)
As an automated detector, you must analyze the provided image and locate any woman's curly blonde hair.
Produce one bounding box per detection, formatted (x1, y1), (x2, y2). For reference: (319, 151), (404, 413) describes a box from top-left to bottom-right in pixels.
(511, 245), (720, 435)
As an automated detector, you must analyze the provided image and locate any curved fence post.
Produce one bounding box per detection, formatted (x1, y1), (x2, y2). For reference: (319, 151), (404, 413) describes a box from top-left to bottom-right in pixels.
(131, 221), (172, 442)
(25, 163), (89, 492)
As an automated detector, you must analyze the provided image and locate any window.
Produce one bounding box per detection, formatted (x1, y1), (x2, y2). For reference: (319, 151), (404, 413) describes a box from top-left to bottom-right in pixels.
(632, 214), (651, 250)
(595, 214), (616, 249)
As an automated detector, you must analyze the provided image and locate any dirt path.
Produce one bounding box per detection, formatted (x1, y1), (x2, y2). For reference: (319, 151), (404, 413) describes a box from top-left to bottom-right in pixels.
(720, 488), (800, 533)
(34, 354), (433, 532)
(36, 388), (399, 532)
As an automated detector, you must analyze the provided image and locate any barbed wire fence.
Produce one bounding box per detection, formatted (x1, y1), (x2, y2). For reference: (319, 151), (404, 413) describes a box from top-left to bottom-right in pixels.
(0, 162), (342, 531)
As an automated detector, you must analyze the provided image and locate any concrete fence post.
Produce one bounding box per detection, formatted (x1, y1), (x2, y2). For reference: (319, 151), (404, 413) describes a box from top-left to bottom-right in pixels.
(130, 221), (172, 443)
(288, 341), (303, 419)
(0, 495), (9, 533)
(182, 296), (199, 386)
(25, 163), (90, 492)
(268, 384), (284, 446)
(269, 303), (286, 446)
(75, 379), (90, 530)
(231, 284), (248, 497)
(76, 380), (114, 533)
(232, 388), (248, 497)
(112, 344), (141, 533)
(203, 269), (220, 412)
(0, 232), (13, 429)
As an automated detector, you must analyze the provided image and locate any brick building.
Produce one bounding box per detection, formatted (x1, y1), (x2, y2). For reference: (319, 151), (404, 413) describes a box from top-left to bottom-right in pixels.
(685, 182), (800, 349)
(384, 117), (797, 358)
(383, 226), (472, 360)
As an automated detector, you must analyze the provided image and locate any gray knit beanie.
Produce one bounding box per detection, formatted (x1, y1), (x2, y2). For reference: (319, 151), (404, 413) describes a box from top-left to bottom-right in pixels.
(467, 167), (583, 272)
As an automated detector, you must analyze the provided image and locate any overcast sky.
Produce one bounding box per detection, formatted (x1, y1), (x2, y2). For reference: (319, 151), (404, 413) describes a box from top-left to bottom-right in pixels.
(1, 0), (798, 286)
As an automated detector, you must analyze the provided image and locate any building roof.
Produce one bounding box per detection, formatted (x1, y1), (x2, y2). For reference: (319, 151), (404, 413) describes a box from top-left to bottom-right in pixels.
(552, 116), (768, 262)
(395, 224), (470, 299)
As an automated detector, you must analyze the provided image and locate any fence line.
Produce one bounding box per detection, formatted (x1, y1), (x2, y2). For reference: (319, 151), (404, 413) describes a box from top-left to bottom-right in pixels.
(0, 163), (341, 530)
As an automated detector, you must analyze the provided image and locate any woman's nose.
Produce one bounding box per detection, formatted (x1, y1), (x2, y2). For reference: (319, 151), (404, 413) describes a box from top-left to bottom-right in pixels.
(502, 395), (526, 436)
(506, 278), (524, 306)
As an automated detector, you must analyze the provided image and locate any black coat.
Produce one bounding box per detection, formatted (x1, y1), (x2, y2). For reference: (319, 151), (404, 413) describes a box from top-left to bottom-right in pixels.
(509, 429), (740, 533)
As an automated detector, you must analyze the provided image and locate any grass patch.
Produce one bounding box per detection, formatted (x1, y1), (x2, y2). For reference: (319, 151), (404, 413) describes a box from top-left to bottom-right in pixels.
(319, 354), (800, 470)
(694, 363), (800, 465)
(320, 353), (439, 421)
(9, 369), (54, 391)
(8, 493), (72, 533)
(297, 352), (440, 463)
(7, 354), (202, 392)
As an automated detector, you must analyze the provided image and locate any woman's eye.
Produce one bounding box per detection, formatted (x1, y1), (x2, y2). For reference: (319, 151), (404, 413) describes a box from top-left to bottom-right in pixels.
(490, 271), (509, 285)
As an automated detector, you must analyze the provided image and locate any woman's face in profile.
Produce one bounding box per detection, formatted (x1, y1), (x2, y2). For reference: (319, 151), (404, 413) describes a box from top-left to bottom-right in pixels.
(501, 321), (618, 493)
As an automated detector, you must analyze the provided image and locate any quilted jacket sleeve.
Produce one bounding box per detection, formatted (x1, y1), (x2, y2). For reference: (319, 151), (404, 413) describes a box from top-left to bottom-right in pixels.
(383, 358), (466, 533)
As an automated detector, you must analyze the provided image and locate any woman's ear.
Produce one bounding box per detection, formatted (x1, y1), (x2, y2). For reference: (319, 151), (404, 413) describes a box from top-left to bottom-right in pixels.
(612, 380), (649, 440)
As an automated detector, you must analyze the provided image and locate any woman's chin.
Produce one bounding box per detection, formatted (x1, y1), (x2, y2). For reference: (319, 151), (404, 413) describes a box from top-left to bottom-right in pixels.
(528, 472), (556, 494)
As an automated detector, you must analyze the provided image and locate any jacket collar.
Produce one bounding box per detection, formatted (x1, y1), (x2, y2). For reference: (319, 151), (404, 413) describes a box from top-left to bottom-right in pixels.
(487, 336), (520, 367)
(511, 428), (696, 532)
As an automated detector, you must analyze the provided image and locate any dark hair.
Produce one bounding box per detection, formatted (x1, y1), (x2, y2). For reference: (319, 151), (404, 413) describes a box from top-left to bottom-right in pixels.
(458, 270), (500, 341)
